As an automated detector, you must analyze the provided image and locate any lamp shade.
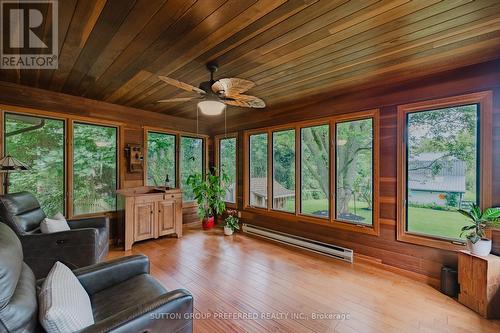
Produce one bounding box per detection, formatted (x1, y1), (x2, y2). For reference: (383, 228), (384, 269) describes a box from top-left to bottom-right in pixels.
(197, 100), (226, 116)
(0, 155), (29, 172)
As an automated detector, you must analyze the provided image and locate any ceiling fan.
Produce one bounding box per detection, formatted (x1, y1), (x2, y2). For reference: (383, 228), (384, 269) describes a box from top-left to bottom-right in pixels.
(156, 62), (265, 115)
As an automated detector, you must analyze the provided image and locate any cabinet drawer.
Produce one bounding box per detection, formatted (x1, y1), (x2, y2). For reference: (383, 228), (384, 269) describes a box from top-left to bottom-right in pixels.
(164, 192), (182, 200)
(135, 194), (164, 204)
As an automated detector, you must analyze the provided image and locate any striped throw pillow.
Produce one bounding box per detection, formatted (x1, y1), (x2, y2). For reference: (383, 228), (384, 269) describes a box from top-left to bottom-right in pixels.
(38, 262), (94, 333)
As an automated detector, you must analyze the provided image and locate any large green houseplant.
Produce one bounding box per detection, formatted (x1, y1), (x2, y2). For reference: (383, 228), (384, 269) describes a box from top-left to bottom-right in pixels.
(458, 203), (500, 256)
(186, 169), (228, 230)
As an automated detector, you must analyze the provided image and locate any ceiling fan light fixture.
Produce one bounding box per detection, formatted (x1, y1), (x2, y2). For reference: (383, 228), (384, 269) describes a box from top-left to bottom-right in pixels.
(197, 100), (225, 116)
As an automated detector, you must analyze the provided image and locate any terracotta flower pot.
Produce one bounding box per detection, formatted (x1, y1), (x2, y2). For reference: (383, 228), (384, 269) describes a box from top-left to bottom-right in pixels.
(202, 216), (215, 230)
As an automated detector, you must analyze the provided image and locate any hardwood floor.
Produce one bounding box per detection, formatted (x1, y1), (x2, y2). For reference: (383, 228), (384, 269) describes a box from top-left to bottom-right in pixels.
(109, 225), (500, 333)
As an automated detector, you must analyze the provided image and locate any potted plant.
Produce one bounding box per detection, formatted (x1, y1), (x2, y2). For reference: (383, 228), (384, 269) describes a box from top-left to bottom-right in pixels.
(458, 203), (500, 256)
(186, 169), (227, 230)
(224, 210), (240, 236)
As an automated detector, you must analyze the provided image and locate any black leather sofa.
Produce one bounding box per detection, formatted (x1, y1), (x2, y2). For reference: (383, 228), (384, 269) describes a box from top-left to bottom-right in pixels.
(0, 222), (194, 333)
(0, 192), (109, 279)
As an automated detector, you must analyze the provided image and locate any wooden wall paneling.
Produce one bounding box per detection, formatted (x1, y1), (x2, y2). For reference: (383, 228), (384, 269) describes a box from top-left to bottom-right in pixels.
(0, 81), (210, 134)
(218, 60), (500, 133)
(235, 61), (500, 282)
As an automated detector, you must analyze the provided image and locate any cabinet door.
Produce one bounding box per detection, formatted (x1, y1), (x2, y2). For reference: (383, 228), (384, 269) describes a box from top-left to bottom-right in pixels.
(158, 200), (180, 236)
(134, 202), (155, 241)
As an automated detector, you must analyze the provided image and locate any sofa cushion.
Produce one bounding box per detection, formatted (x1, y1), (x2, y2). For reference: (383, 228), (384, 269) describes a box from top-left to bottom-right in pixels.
(0, 223), (23, 309)
(0, 223), (38, 332)
(38, 261), (95, 333)
(90, 274), (167, 322)
(0, 263), (38, 333)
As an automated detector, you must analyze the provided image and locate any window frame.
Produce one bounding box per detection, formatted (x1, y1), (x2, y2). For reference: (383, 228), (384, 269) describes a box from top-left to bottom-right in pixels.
(179, 135), (206, 203)
(214, 133), (238, 209)
(397, 91), (493, 251)
(299, 122), (330, 220)
(271, 127), (296, 214)
(0, 105), (123, 219)
(145, 130), (177, 187)
(243, 109), (380, 236)
(3, 111), (67, 215)
(332, 111), (379, 233)
(246, 131), (270, 210)
(70, 120), (119, 217)
(143, 127), (208, 203)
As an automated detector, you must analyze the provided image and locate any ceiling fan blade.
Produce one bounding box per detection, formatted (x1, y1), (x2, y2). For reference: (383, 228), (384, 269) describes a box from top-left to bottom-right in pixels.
(158, 76), (205, 95)
(156, 97), (200, 103)
(212, 78), (255, 97)
(223, 94), (266, 108)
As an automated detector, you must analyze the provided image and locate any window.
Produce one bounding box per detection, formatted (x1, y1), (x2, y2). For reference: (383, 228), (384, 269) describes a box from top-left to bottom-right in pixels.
(405, 105), (479, 241)
(4, 113), (65, 216)
(398, 92), (492, 249)
(335, 119), (373, 225)
(73, 122), (117, 215)
(244, 110), (379, 235)
(301, 125), (329, 218)
(180, 136), (204, 201)
(272, 129), (295, 212)
(219, 137), (237, 203)
(147, 132), (176, 187)
(249, 133), (268, 208)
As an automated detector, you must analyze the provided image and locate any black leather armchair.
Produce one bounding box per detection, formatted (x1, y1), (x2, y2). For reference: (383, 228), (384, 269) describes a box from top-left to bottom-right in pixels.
(0, 222), (194, 333)
(0, 192), (109, 278)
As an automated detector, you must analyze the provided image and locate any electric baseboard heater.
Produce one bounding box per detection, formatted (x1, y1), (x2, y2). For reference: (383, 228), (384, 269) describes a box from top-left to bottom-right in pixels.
(242, 223), (353, 263)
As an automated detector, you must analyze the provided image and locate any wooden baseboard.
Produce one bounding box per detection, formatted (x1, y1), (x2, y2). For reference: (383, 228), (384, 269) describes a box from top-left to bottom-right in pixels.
(354, 253), (441, 289)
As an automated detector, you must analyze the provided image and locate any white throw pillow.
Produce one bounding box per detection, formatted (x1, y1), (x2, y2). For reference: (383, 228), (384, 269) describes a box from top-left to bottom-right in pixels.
(40, 218), (70, 234)
(38, 261), (95, 333)
(53, 212), (66, 221)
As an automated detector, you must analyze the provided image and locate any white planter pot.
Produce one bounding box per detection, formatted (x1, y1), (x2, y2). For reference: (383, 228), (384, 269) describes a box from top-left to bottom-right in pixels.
(224, 226), (234, 236)
(468, 239), (492, 256)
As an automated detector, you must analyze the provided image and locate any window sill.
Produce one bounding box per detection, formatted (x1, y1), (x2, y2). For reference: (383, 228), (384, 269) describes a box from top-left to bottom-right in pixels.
(397, 231), (467, 251)
(243, 206), (379, 236)
(224, 201), (237, 209)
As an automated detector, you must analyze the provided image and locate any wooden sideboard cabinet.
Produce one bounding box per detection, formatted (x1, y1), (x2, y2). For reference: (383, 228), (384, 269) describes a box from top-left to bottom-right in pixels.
(458, 250), (500, 319)
(117, 186), (183, 250)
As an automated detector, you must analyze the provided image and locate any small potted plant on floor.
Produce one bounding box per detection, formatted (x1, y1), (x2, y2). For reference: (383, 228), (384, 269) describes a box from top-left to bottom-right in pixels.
(187, 169), (227, 230)
(224, 210), (240, 236)
(458, 203), (500, 256)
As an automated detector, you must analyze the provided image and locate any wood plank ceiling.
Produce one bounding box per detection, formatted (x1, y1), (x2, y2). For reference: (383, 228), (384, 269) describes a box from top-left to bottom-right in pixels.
(1, 0), (500, 127)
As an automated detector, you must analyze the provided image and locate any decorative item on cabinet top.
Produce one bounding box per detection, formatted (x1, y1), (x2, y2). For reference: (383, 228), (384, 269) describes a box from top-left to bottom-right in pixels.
(117, 186), (182, 250)
(124, 144), (143, 173)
